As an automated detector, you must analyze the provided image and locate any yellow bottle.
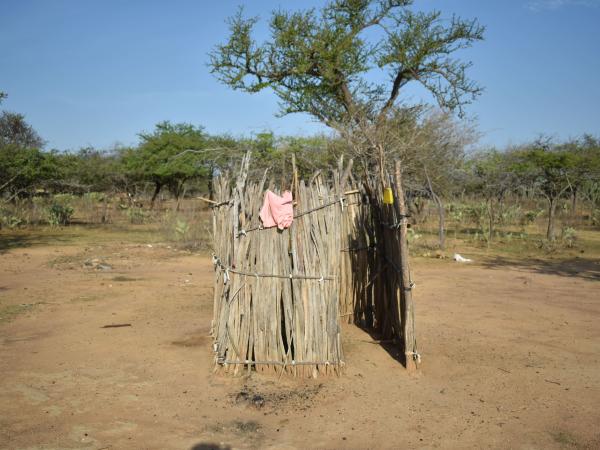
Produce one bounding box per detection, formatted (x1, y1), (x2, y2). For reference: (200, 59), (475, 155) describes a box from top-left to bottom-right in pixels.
(383, 187), (394, 205)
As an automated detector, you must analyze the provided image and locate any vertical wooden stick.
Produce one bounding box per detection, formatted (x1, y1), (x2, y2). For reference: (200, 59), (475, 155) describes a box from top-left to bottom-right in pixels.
(394, 160), (418, 372)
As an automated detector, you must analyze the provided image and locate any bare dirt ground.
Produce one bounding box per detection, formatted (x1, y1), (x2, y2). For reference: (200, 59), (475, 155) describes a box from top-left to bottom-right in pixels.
(1, 227), (599, 449)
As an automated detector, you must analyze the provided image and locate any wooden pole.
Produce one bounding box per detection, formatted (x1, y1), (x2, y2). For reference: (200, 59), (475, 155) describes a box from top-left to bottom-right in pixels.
(394, 160), (418, 372)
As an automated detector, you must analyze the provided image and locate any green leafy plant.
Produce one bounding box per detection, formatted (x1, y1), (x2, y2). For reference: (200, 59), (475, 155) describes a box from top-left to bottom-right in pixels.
(561, 226), (577, 248)
(0, 209), (24, 228)
(126, 207), (148, 224)
(592, 211), (600, 227)
(83, 192), (106, 202)
(47, 203), (74, 226)
(521, 209), (543, 226)
(174, 219), (190, 240)
(498, 205), (521, 226)
(406, 227), (422, 243)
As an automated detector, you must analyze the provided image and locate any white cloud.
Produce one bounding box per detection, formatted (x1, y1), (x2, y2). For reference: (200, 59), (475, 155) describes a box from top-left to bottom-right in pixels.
(526, 0), (600, 11)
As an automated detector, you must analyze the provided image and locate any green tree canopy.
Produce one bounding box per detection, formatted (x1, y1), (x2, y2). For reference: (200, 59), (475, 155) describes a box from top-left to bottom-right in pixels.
(210, 0), (484, 134)
(511, 141), (578, 240)
(52, 147), (124, 194)
(123, 121), (212, 206)
(0, 112), (54, 196)
(0, 111), (45, 149)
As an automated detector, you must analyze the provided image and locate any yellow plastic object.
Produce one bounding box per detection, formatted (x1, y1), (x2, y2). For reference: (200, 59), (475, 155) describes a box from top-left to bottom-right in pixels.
(383, 187), (394, 205)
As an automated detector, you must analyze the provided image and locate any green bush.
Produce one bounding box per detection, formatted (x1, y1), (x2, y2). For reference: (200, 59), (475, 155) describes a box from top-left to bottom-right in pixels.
(83, 192), (106, 202)
(47, 203), (74, 226)
(126, 207), (149, 224)
(561, 226), (577, 248)
(498, 205), (521, 226)
(0, 209), (24, 229)
(521, 210), (543, 226)
(591, 210), (600, 227)
(447, 202), (466, 223)
(464, 203), (488, 230)
(174, 218), (190, 240)
(159, 210), (211, 251)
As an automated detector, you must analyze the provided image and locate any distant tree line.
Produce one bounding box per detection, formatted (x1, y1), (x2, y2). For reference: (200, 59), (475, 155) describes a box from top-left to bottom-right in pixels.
(1, 91), (599, 240)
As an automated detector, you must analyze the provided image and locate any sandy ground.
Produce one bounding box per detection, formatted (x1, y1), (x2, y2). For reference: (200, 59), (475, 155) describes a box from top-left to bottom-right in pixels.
(0, 232), (599, 450)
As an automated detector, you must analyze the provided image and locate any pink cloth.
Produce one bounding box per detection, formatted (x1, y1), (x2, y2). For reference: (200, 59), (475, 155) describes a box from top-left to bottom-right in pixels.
(259, 190), (294, 230)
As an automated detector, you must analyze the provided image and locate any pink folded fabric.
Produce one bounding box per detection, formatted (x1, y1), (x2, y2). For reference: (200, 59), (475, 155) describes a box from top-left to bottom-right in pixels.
(259, 190), (294, 230)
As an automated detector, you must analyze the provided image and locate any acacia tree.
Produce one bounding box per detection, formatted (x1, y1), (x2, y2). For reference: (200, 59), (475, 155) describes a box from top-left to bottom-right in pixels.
(123, 121), (211, 209)
(0, 111), (53, 197)
(210, 0), (483, 246)
(559, 135), (600, 220)
(52, 147), (123, 194)
(0, 111), (45, 149)
(210, 1), (483, 165)
(577, 136), (600, 225)
(465, 149), (518, 243)
(512, 143), (576, 241)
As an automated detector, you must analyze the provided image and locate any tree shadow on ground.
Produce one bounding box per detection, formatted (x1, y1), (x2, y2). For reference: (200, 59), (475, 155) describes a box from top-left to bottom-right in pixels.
(0, 232), (73, 254)
(479, 256), (600, 281)
(190, 443), (231, 450)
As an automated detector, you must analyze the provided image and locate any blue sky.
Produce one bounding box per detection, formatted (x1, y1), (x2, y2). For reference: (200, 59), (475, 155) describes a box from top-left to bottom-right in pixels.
(1, 0), (599, 151)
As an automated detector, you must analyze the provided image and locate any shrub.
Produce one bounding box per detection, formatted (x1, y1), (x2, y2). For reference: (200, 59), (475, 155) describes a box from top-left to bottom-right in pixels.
(47, 203), (74, 226)
(159, 210), (211, 251)
(464, 203), (488, 233)
(126, 207), (149, 224)
(521, 210), (543, 226)
(174, 218), (190, 240)
(498, 205), (521, 226)
(591, 211), (600, 227)
(561, 226), (577, 248)
(83, 192), (106, 202)
(0, 209), (23, 229)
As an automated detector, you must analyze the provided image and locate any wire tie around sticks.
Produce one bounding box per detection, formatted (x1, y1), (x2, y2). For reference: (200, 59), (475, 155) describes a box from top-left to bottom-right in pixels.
(318, 276), (324, 283)
(224, 268), (230, 284)
(381, 214), (411, 230)
(339, 197), (345, 211)
(406, 351), (422, 364)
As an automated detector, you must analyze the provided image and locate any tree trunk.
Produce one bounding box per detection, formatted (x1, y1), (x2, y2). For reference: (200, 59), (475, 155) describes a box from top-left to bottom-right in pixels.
(175, 184), (187, 212)
(208, 165), (215, 201)
(424, 167), (445, 250)
(394, 161), (418, 372)
(571, 187), (577, 219)
(101, 195), (109, 223)
(486, 199), (494, 245)
(434, 194), (445, 250)
(547, 197), (557, 241)
(150, 182), (162, 209)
